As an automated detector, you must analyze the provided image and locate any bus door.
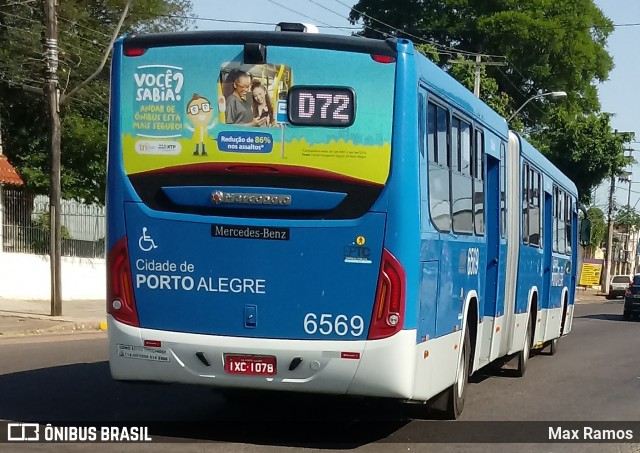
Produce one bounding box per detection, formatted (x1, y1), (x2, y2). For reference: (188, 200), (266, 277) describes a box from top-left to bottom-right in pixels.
(542, 190), (553, 316)
(484, 152), (500, 360)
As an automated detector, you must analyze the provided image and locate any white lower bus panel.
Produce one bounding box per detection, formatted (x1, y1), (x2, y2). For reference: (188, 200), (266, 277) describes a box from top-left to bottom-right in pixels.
(108, 315), (417, 399)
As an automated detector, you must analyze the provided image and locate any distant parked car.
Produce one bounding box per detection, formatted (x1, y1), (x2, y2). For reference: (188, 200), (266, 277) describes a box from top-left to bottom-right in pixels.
(623, 274), (640, 320)
(607, 275), (632, 299)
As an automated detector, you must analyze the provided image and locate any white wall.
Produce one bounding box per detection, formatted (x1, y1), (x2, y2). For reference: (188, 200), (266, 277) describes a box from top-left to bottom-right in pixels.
(0, 252), (105, 300)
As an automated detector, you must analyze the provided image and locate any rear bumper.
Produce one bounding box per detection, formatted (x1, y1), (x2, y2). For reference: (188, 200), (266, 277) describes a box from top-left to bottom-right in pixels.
(108, 316), (417, 399)
(623, 298), (640, 313)
(608, 289), (626, 298)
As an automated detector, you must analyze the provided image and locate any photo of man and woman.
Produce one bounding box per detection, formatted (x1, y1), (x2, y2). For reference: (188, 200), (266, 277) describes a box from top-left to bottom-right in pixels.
(218, 63), (292, 127)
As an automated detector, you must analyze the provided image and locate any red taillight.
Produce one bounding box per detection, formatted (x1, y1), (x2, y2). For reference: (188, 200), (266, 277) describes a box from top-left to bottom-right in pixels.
(625, 289), (632, 297)
(368, 248), (405, 340)
(107, 236), (139, 326)
(124, 47), (147, 57)
(371, 54), (396, 64)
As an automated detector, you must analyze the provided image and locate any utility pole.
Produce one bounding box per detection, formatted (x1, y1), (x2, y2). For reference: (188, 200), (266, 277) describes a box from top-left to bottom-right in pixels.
(44, 0), (62, 316)
(449, 55), (507, 98)
(601, 172), (615, 295)
(626, 171), (632, 275)
(473, 54), (481, 97)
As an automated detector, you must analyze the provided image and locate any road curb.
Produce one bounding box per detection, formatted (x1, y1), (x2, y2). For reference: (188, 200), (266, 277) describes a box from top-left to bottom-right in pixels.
(0, 317), (107, 338)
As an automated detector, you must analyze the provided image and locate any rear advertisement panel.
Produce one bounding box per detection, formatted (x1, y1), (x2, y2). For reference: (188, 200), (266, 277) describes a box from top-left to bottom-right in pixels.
(120, 44), (395, 184)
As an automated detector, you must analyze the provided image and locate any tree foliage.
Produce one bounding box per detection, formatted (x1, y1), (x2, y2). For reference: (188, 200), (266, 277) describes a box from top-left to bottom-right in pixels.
(350, 0), (623, 201)
(0, 0), (193, 203)
(529, 113), (634, 203)
(350, 0), (613, 120)
(586, 206), (605, 250)
(614, 205), (640, 230)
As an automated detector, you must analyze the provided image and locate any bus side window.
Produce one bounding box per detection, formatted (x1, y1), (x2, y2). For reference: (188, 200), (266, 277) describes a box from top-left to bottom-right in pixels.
(428, 101), (451, 232)
(473, 130), (484, 236)
(565, 193), (572, 255)
(557, 188), (566, 254)
(522, 163), (529, 244)
(451, 117), (473, 234)
(418, 93), (426, 157)
(528, 168), (541, 246)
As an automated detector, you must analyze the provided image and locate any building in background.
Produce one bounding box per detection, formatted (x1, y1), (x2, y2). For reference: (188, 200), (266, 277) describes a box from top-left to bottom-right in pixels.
(612, 226), (640, 276)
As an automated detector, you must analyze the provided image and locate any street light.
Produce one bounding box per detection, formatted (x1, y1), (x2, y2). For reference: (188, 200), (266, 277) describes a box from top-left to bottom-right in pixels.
(507, 91), (567, 122)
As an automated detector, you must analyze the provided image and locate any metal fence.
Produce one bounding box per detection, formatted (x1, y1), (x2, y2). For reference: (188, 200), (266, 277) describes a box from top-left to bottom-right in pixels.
(1, 187), (105, 258)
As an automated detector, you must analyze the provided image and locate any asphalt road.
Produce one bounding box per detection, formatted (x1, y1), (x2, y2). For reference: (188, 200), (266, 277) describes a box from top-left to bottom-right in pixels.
(0, 299), (638, 452)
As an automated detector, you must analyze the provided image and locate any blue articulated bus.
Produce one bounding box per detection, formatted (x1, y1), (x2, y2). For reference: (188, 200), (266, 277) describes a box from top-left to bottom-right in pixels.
(107, 26), (589, 418)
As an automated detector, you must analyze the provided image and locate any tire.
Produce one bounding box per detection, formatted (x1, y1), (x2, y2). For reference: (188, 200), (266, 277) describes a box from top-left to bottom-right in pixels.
(444, 328), (470, 419)
(516, 316), (532, 377)
(623, 311), (631, 321)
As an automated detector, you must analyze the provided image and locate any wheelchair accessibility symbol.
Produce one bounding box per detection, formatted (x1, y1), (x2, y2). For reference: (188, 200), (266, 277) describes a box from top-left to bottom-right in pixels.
(138, 227), (158, 252)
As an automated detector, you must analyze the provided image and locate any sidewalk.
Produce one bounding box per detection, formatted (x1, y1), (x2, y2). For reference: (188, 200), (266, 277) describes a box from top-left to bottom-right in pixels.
(0, 298), (106, 338)
(0, 287), (606, 338)
(574, 286), (607, 303)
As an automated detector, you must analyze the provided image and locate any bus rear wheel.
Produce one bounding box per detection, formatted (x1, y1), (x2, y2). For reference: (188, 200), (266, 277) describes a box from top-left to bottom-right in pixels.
(445, 328), (470, 419)
(516, 317), (532, 377)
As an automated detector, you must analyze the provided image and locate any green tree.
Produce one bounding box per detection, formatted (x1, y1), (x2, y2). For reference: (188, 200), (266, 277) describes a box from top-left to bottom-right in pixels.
(614, 205), (640, 230)
(529, 112), (634, 203)
(349, 0), (621, 200)
(0, 0), (193, 203)
(349, 0), (613, 121)
(586, 206), (606, 251)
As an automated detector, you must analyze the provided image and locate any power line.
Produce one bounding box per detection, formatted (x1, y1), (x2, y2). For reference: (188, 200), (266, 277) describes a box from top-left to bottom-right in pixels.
(332, 0), (434, 44)
(494, 65), (530, 102)
(0, 21), (40, 38)
(1, 0), (37, 6)
(57, 38), (104, 60)
(166, 14), (361, 30)
(58, 15), (111, 39)
(0, 10), (111, 52)
(0, 10), (40, 24)
(303, 0), (393, 38)
(305, 0), (350, 21)
(264, 0), (356, 33)
(331, 0), (506, 59)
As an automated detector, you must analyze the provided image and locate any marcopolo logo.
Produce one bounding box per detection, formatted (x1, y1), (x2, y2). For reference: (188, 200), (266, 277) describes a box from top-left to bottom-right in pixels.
(211, 191), (291, 206)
